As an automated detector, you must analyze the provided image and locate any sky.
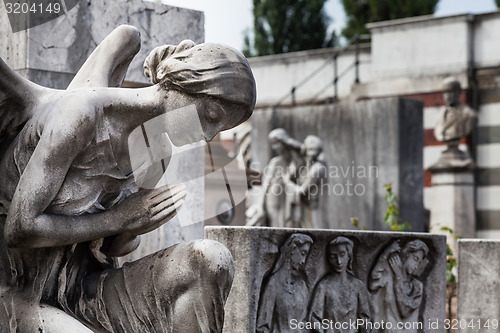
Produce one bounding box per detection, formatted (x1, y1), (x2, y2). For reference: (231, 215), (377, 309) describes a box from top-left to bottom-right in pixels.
(161, 0), (498, 52)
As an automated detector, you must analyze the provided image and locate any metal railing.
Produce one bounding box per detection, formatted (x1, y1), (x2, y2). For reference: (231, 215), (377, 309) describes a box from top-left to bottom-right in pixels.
(272, 34), (370, 109)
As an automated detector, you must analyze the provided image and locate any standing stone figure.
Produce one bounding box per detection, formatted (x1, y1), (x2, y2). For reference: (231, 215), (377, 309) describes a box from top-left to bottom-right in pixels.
(283, 135), (327, 229)
(0, 26), (256, 332)
(246, 128), (302, 227)
(309, 237), (371, 333)
(256, 233), (313, 333)
(369, 240), (429, 333)
(432, 77), (477, 169)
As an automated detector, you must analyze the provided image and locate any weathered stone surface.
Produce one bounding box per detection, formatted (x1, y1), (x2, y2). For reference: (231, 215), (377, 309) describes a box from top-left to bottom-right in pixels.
(458, 239), (500, 332)
(250, 97), (424, 231)
(429, 171), (475, 253)
(206, 226), (446, 333)
(0, 0), (204, 88)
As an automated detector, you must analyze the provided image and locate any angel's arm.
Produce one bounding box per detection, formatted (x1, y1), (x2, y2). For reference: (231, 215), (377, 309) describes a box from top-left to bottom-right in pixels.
(5, 109), (185, 248)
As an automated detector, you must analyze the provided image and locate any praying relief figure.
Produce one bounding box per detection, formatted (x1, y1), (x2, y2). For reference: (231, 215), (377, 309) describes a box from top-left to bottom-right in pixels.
(369, 240), (429, 333)
(256, 233), (314, 333)
(0, 25), (256, 332)
(309, 236), (371, 333)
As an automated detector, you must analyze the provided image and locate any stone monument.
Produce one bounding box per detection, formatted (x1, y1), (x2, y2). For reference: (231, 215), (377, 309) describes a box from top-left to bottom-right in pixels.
(0, 25), (256, 332)
(246, 129), (327, 229)
(206, 226), (446, 333)
(429, 77), (477, 250)
(250, 98), (425, 231)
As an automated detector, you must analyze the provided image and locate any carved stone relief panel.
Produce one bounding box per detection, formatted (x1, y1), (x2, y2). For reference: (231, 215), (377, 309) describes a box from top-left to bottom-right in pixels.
(205, 226), (446, 333)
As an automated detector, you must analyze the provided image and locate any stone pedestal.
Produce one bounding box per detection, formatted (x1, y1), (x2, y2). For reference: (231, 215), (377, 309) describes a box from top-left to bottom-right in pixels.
(458, 239), (500, 331)
(429, 170), (475, 253)
(206, 226), (446, 333)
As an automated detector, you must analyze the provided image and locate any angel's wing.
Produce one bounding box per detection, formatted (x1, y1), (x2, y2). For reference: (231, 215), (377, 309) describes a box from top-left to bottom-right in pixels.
(0, 25), (141, 151)
(0, 57), (47, 145)
(68, 25), (141, 89)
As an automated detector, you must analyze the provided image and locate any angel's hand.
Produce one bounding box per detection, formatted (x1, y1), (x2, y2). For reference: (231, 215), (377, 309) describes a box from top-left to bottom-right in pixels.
(119, 183), (187, 236)
(388, 254), (403, 279)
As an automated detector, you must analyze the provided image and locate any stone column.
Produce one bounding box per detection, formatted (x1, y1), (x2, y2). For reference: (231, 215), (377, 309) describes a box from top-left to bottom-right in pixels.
(429, 166), (475, 253)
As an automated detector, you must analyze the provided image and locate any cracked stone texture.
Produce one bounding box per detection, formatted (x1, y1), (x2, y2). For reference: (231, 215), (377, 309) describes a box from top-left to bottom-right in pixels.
(0, 0), (205, 261)
(206, 226), (447, 333)
(458, 239), (500, 332)
(0, 0), (204, 88)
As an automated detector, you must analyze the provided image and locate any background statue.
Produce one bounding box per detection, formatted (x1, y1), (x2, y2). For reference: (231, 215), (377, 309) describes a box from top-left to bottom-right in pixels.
(369, 240), (429, 333)
(432, 76), (477, 169)
(0, 25), (256, 332)
(283, 135), (327, 229)
(309, 236), (371, 333)
(256, 233), (313, 333)
(246, 128), (302, 227)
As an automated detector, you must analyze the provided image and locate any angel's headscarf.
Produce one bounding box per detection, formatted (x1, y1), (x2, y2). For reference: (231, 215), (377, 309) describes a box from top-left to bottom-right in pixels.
(144, 40), (256, 129)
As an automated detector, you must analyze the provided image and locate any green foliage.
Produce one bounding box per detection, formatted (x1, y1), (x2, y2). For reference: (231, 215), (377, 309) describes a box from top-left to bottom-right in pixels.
(244, 0), (336, 56)
(340, 0), (439, 40)
(439, 226), (462, 326)
(350, 184), (410, 231)
(497, 0), (500, 8)
(383, 184), (411, 231)
(439, 226), (462, 283)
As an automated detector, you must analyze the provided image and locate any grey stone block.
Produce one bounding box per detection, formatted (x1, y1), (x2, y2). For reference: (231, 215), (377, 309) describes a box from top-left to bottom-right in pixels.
(251, 97), (424, 231)
(458, 239), (500, 332)
(206, 226), (446, 333)
(0, 0), (204, 88)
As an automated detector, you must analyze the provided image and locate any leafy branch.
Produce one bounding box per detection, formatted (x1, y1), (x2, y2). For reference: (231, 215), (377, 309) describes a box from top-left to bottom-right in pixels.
(383, 183), (411, 231)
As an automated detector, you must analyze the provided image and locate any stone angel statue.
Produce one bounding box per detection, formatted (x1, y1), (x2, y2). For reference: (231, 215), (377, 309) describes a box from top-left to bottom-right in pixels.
(0, 25), (255, 332)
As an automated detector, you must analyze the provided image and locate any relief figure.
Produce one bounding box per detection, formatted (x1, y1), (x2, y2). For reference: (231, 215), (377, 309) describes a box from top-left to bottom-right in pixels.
(369, 240), (429, 333)
(309, 236), (371, 333)
(256, 233), (314, 333)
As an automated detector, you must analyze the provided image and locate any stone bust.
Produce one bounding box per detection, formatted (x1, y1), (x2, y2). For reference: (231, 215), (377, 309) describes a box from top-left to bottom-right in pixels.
(431, 77), (477, 169)
(0, 25), (256, 332)
(434, 77), (476, 143)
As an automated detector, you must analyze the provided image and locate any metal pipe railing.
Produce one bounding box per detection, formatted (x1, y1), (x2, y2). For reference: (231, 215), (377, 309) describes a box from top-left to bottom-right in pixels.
(272, 34), (370, 109)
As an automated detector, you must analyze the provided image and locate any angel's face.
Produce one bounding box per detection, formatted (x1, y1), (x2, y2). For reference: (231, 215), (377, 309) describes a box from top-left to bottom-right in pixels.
(403, 250), (425, 276)
(197, 98), (244, 142)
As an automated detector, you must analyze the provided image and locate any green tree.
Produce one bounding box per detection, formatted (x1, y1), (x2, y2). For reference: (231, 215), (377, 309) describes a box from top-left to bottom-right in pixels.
(497, 0), (500, 8)
(341, 0), (439, 40)
(244, 0), (336, 57)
